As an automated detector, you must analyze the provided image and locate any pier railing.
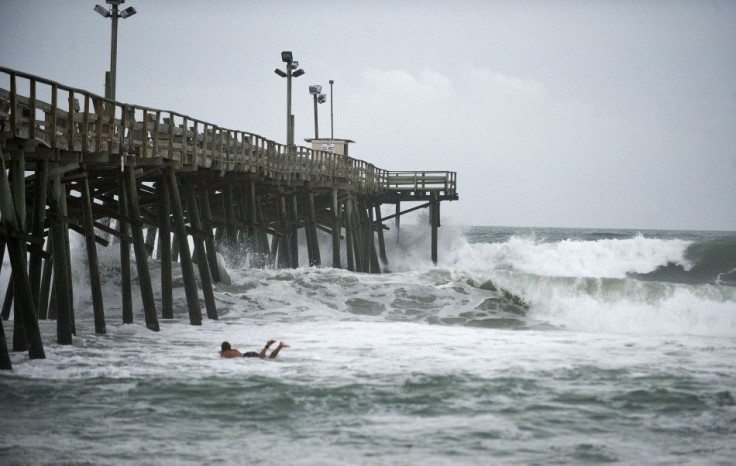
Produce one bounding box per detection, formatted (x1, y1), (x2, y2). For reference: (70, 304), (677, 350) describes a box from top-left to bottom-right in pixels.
(0, 67), (455, 196)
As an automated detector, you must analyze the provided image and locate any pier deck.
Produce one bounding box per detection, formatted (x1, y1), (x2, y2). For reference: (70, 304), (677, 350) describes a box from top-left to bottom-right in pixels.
(0, 66), (457, 368)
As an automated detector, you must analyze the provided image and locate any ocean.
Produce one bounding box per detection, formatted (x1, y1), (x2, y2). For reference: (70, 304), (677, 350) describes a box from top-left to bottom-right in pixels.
(1, 225), (735, 465)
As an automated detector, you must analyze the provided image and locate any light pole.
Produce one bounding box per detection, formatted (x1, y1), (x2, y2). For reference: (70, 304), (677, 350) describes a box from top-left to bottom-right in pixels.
(274, 51), (305, 154)
(94, 0), (137, 101)
(329, 80), (334, 139)
(309, 85), (326, 139)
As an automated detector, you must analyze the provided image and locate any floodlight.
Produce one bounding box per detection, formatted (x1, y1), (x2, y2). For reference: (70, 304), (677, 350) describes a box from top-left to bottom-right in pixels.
(309, 85), (322, 95)
(290, 61), (299, 69)
(293, 69), (305, 78)
(94, 5), (111, 17)
(281, 51), (293, 63)
(106, 0), (124, 5)
(274, 68), (287, 78)
(317, 94), (327, 104)
(120, 6), (137, 18)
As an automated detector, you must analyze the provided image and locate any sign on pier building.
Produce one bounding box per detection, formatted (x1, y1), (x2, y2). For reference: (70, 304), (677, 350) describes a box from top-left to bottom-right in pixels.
(305, 138), (355, 158)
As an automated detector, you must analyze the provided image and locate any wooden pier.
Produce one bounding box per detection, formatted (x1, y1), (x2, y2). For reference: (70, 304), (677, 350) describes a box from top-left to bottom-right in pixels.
(0, 66), (457, 369)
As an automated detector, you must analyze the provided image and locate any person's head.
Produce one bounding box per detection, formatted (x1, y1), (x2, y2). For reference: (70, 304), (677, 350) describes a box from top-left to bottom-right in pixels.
(221, 341), (231, 351)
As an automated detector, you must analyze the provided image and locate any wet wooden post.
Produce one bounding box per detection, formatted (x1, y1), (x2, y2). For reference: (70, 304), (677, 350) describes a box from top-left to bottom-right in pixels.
(48, 164), (72, 344)
(171, 232), (180, 262)
(347, 196), (361, 272)
(367, 202), (381, 273)
(223, 184), (238, 252)
(239, 187), (253, 255)
(375, 205), (388, 267)
(145, 227), (157, 257)
(198, 184), (221, 283)
(38, 240), (53, 319)
(290, 194), (299, 268)
(248, 180), (265, 268)
(307, 189), (321, 267)
(431, 191), (439, 265)
(240, 188), (253, 258)
(277, 192), (291, 268)
(157, 178), (173, 319)
(1, 275), (12, 321)
(166, 168), (202, 325)
(0, 316), (11, 370)
(59, 177), (75, 335)
(119, 176), (133, 324)
(123, 167), (160, 331)
(361, 201), (372, 272)
(0, 238), (4, 277)
(185, 188), (218, 320)
(358, 201), (368, 271)
(395, 201), (401, 243)
(344, 199), (355, 272)
(28, 158), (49, 312)
(331, 188), (341, 269)
(10, 150), (27, 351)
(255, 192), (273, 266)
(81, 174), (106, 334)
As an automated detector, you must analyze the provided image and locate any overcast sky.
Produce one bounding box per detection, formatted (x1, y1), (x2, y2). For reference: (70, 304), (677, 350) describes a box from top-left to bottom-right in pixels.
(1, 0), (735, 230)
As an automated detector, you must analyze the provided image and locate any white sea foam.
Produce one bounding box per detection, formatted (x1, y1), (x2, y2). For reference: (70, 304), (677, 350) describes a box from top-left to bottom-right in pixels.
(438, 233), (692, 278)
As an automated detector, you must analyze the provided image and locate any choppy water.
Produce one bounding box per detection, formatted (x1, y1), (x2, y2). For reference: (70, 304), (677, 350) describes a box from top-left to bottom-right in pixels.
(2, 225), (736, 464)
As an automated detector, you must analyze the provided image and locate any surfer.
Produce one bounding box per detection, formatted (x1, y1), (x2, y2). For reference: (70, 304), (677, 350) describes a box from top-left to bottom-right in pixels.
(220, 339), (289, 359)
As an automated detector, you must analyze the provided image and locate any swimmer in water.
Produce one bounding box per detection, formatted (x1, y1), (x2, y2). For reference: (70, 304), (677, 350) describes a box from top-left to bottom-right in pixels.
(219, 339), (289, 359)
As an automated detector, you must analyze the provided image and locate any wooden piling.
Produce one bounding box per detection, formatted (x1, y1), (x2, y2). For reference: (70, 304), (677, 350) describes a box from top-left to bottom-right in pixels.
(38, 240), (53, 320)
(166, 167), (202, 325)
(344, 199), (355, 272)
(185, 188), (218, 320)
(367, 202), (381, 274)
(331, 188), (341, 269)
(307, 189), (321, 267)
(123, 167), (160, 331)
(157, 178), (173, 319)
(2, 276), (13, 322)
(431, 191), (439, 265)
(10, 151), (27, 352)
(290, 194), (299, 268)
(248, 180), (264, 268)
(0, 317), (11, 370)
(198, 184), (221, 283)
(48, 165), (73, 345)
(28, 159), (49, 312)
(119, 177), (133, 324)
(81, 175), (106, 334)
(375, 205), (388, 267)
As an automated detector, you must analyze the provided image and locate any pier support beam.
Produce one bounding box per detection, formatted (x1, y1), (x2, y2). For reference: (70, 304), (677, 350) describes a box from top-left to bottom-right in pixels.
(331, 188), (341, 269)
(0, 155), (45, 359)
(375, 205), (388, 268)
(81, 175), (106, 334)
(166, 167), (202, 325)
(119, 177), (133, 324)
(123, 168), (160, 332)
(344, 197), (355, 272)
(11, 151), (27, 352)
(157, 178), (173, 319)
(49, 165), (73, 345)
(198, 184), (221, 283)
(305, 189), (321, 267)
(28, 158), (49, 313)
(430, 191), (439, 265)
(186, 188), (218, 320)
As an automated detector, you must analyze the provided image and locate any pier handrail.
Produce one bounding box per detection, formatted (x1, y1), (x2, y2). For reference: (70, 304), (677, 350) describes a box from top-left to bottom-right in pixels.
(0, 66), (455, 195)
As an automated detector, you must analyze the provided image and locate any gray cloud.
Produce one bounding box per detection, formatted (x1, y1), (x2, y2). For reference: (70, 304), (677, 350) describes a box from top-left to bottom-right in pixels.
(1, 0), (734, 230)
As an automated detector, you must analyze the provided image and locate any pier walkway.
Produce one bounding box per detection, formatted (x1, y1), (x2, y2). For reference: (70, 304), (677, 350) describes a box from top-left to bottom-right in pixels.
(0, 66), (457, 368)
